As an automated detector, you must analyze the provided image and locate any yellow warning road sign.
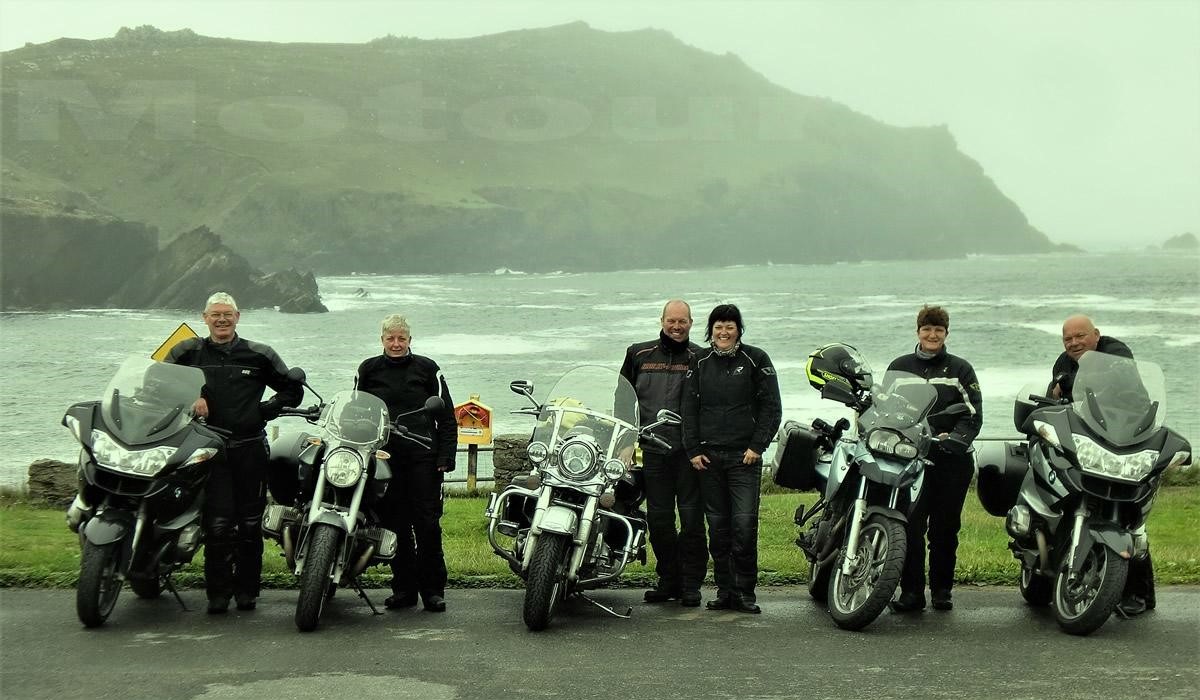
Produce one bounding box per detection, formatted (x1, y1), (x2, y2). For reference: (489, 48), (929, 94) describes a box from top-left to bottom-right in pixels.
(151, 323), (199, 361)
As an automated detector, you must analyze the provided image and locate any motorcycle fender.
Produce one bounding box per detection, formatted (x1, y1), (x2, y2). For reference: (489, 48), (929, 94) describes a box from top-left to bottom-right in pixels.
(156, 501), (203, 532)
(864, 505), (906, 525)
(306, 510), (351, 534)
(532, 505), (578, 537)
(1071, 524), (1133, 572)
(82, 510), (132, 546)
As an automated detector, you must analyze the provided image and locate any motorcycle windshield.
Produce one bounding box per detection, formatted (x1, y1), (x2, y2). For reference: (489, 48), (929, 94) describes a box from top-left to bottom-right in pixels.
(100, 357), (206, 446)
(859, 371), (939, 432)
(318, 390), (389, 446)
(529, 366), (640, 458)
(1071, 352), (1166, 447)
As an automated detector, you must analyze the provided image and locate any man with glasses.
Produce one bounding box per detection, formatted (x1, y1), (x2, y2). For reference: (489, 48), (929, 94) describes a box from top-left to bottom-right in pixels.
(166, 292), (303, 614)
(1047, 314), (1152, 616)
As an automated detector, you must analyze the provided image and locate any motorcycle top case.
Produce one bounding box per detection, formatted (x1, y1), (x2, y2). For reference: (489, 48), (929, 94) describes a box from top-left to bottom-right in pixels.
(771, 420), (823, 491)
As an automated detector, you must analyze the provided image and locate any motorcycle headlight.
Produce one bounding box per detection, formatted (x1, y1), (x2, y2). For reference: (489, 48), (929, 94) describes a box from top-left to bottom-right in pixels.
(1074, 435), (1157, 483)
(526, 441), (549, 464)
(866, 429), (917, 460)
(558, 439), (599, 480)
(602, 458), (627, 481)
(325, 449), (364, 488)
(90, 430), (175, 476)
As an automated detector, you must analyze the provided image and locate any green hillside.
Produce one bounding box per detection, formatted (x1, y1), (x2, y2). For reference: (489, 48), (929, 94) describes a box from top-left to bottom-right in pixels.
(1, 23), (1052, 272)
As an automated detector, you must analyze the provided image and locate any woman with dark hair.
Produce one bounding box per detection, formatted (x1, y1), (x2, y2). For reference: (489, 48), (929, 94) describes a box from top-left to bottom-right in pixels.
(887, 305), (982, 613)
(682, 304), (782, 613)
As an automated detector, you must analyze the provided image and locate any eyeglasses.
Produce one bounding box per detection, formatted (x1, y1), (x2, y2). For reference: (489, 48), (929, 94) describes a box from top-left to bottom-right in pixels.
(205, 311), (237, 320)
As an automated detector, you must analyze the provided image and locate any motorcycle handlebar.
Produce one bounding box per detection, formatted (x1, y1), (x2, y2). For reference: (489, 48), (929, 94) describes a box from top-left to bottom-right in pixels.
(278, 405), (322, 420)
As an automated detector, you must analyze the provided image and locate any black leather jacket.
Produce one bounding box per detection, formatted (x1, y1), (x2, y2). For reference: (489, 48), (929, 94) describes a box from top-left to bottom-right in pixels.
(682, 343), (782, 458)
(620, 332), (700, 454)
(354, 353), (457, 471)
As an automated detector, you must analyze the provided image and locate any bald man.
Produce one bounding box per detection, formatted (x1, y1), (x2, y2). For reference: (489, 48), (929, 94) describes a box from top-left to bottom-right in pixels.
(1048, 314), (1153, 616)
(1049, 314), (1132, 400)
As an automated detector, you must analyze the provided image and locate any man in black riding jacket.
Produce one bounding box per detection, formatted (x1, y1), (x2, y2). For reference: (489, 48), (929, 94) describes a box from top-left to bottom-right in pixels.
(1048, 314), (1154, 617)
(165, 292), (303, 614)
(620, 299), (705, 607)
(355, 314), (457, 613)
(888, 305), (982, 613)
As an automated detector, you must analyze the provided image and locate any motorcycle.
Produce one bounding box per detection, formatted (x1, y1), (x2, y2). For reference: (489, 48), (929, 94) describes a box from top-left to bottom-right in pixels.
(975, 351), (1191, 635)
(262, 370), (443, 632)
(63, 356), (225, 627)
(775, 343), (965, 631)
(484, 365), (680, 631)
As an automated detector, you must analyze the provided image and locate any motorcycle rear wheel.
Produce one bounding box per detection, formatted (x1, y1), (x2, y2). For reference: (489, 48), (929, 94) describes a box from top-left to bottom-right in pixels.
(295, 524), (340, 632)
(523, 533), (569, 631)
(1019, 564), (1051, 607)
(807, 559), (831, 603)
(828, 514), (906, 631)
(1053, 543), (1127, 636)
(77, 540), (122, 628)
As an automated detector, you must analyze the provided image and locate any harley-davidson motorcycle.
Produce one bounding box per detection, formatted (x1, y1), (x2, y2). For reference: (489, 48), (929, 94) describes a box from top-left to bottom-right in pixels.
(976, 351), (1190, 635)
(262, 370), (443, 632)
(775, 343), (965, 631)
(63, 356), (225, 627)
(484, 365), (680, 631)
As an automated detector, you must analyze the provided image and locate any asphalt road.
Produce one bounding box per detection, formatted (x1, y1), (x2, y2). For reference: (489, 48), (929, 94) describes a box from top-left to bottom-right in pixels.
(1, 586), (1197, 700)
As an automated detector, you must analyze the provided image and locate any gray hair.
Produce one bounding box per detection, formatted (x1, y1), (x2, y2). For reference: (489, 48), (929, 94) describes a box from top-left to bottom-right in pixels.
(381, 314), (410, 336)
(204, 291), (238, 312)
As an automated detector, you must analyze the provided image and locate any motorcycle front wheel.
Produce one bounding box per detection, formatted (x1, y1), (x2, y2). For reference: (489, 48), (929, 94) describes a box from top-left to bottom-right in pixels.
(1053, 543), (1127, 636)
(295, 524), (341, 632)
(827, 514), (906, 631)
(523, 533), (569, 631)
(77, 540), (123, 628)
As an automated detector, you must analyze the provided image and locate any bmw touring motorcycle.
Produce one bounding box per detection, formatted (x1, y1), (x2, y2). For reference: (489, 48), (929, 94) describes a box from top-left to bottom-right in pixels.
(976, 352), (1191, 635)
(775, 344), (964, 631)
(263, 371), (443, 631)
(484, 366), (680, 631)
(63, 356), (224, 627)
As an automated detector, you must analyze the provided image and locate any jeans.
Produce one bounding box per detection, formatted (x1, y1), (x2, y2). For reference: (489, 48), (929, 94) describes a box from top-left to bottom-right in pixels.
(697, 449), (762, 603)
(642, 450), (708, 593)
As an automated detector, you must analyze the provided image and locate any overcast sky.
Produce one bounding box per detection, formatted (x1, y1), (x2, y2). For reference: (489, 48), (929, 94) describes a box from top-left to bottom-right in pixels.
(1, 0), (1197, 250)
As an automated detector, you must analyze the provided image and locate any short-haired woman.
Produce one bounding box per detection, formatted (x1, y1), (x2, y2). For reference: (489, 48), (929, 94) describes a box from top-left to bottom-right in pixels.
(682, 304), (782, 613)
(887, 305), (983, 613)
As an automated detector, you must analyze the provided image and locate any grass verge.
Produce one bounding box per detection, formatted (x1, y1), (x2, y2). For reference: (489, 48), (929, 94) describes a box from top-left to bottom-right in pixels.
(2, 487), (1196, 589)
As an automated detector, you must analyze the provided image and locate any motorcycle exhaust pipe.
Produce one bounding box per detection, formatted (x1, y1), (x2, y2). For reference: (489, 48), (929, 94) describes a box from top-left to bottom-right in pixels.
(283, 526), (296, 571)
(348, 544), (376, 580)
(1035, 528), (1050, 576)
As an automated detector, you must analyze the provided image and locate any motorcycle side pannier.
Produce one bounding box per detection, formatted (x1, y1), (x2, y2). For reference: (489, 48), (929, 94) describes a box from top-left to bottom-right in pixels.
(975, 441), (1030, 517)
(771, 420), (823, 491)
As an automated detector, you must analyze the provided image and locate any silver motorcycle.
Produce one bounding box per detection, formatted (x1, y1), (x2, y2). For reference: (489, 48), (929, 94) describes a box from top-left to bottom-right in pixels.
(484, 365), (680, 631)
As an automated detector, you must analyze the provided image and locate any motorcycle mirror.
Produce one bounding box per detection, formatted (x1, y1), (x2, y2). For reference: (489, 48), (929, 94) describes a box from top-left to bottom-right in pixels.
(655, 409), (682, 426)
(423, 396), (445, 413)
(286, 367), (307, 383)
(510, 380), (533, 397)
(820, 381), (855, 406)
(931, 404), (970, 419)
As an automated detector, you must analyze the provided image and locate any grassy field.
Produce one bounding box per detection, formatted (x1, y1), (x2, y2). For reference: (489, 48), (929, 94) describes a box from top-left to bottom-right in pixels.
(2, 488), (1196, 589)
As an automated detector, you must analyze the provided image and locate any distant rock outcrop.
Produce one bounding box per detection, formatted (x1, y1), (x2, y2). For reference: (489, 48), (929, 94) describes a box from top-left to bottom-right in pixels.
(0, 198), (326, 312)
(1161, 232), (1198, 251)
(107, 226), (328, 312)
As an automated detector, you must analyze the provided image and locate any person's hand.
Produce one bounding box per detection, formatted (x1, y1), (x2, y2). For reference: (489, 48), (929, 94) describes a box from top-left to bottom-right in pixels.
(742, 449), (761, 465)
(690, 454), (709, 471)
(192, 398), (209, 418)
(437, 464), (454, 473)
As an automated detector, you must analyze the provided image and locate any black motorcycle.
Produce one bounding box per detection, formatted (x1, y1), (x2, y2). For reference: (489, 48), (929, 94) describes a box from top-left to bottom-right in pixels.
(263, 371), (443, 631)
(976, 351), (1191, 635)
(63, 356), (225, 627)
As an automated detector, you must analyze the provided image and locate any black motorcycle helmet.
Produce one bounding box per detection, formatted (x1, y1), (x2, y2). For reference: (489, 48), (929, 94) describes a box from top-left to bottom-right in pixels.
(805, 343), (873, 393)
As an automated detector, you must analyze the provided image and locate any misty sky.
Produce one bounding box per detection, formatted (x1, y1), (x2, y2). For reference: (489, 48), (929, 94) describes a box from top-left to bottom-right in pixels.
(1, 0), (1197, 250)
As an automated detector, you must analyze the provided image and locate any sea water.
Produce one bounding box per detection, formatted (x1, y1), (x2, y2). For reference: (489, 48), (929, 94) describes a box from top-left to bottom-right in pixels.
(1, 252), (1197, 489)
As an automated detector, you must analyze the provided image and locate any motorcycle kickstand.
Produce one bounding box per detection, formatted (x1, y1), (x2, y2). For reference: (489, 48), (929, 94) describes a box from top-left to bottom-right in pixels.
(164, 575), (189, 612)
(577, 592), (632, 619)
(351, 578), (383, 615)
